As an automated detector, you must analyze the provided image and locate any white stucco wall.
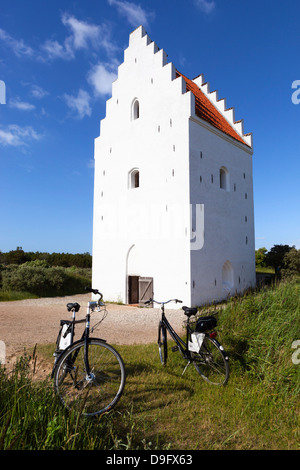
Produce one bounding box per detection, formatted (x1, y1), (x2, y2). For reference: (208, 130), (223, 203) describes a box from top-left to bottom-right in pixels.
(92, 26), (194, 306)
(188, 117), (256, 305)
(92, 26), (255, 308)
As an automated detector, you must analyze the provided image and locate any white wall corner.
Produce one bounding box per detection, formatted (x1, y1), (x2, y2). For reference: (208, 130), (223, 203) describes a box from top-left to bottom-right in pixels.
(162, 61), (176, 81)
(201, 82), (210, 94)
(243, 133), (253, 148)
(147, 40), (159, 55)
(188, 91), (196, 118)
(192, 74), (204, 87)
(129, 25), (147, 45)
(216, 97), (226, 113)
(234, 119), (244, 135)
(224, 106), (235, 123)
(208, 89), (218, 104)
(175, 75), (187, 95)
(154, 47), (168, 67)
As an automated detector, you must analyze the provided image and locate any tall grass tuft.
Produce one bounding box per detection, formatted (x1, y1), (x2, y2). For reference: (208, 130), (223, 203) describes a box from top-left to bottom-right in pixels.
(219, 279), (300, 395)
(0, 351), (163, 450)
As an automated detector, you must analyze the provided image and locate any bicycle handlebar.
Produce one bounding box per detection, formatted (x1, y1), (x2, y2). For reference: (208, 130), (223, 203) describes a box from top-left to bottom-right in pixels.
(144, 298), (182, 305)
(85, 287), (103, 301)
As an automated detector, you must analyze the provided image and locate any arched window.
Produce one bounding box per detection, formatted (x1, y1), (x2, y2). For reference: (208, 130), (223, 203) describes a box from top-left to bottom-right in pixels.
(220, 166), (229, 191)
(131, 98), (139, 120)
(222, 260), (234, 292)
(129, 168), (139, 188)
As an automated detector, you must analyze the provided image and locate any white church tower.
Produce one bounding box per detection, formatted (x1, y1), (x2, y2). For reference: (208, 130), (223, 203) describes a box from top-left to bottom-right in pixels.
(92, 26), (255, 307)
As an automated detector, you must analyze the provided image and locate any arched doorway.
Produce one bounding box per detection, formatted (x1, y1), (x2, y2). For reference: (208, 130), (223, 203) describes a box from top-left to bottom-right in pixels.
(222, 260), (234, 293)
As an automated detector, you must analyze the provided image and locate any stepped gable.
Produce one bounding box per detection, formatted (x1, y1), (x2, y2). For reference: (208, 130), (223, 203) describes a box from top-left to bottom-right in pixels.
(176, 70), (251, 148)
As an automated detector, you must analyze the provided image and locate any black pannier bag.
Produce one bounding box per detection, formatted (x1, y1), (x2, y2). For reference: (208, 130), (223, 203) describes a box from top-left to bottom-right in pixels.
(195, 315), (217, 332)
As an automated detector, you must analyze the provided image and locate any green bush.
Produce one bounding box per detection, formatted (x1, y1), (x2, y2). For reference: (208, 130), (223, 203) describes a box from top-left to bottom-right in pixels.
(1, 261), (90, 297)
(282, 248), (300, 278)
(0, 250), (92, 268)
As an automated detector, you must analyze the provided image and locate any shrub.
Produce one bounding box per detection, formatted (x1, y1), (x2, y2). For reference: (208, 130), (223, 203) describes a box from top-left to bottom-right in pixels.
(0, 264), (5, 288)
(1, 262), (90, 297)
(282, 248), (300, 278)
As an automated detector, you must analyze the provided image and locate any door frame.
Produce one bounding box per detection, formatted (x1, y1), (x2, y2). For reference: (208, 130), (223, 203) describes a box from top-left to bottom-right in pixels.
(127, 275), (153, 306)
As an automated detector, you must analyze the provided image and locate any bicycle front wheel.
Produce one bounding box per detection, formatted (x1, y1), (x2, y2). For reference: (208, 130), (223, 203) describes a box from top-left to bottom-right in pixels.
(191, 336), (229, 386)
(53, 339), (126, 417)
(158, 322), (167, 366)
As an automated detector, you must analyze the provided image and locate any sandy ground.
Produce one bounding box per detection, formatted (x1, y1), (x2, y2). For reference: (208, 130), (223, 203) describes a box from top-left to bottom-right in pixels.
(0, 293), (186, 371)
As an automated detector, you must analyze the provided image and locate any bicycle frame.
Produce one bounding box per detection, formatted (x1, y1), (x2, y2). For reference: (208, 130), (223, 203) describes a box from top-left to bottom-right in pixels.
(159, 303), (192, 359)
(52, 299), (106, 378)
(149, 297), (229, 384)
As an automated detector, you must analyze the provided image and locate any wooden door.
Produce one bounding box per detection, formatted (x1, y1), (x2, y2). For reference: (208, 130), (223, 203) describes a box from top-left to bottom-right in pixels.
(138, 277), (153, 305)
(128, 276), (139, 304)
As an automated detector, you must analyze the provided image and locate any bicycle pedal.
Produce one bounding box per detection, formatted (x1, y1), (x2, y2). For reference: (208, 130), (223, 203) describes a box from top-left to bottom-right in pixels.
(171, 346), (178, 352)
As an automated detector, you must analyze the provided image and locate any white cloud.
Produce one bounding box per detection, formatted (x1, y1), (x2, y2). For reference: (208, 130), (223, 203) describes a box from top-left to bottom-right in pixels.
(0, 125), (41, 147)
(30, 85), (49, 99)
(108, 0), (154, 28)
(63, 89), (92, 118)
(62, 13), (101, 50)
(0, 15), (118, 65)
(88, 63), (117, 97)
(41, 14), (118, 61)
(41, 38), (74, 60)
(9, 98), (35, 111)
(0, 28), (34, 57)
(194, 0), (216, 14)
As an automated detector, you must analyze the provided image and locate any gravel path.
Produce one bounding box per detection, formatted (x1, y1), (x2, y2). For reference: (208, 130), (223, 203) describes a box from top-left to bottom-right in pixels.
(0, 294), (186, 369)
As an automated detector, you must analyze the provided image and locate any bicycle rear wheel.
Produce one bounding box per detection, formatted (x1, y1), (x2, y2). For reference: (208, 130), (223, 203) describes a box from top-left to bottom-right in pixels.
(158, 322), (167, 366)
(53, 339), (126, 416)
(191, 335), (229, 386)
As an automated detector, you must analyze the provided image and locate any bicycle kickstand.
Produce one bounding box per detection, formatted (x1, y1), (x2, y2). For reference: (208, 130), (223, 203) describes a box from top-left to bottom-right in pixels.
(182, 360), (191, 375)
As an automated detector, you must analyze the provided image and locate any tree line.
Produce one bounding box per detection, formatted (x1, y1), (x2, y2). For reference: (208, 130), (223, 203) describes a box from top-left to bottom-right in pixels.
(0, 248), (92, 268)
(1, 245), (299, 275)
(256, 244), (300, 277)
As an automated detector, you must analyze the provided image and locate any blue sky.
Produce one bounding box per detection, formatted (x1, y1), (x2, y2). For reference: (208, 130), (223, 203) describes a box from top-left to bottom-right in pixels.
(0, 0), (299, 254)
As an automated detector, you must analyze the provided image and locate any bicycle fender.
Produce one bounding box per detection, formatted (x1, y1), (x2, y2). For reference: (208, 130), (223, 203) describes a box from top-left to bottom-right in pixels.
(89, 337), (107, 343)
(210, 337), (229, 361)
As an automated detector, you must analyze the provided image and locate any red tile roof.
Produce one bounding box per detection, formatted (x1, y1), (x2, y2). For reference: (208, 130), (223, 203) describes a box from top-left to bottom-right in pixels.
(176, 71), (249, 147)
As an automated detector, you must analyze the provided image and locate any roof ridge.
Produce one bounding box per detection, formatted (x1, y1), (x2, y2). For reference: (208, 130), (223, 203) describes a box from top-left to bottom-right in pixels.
(176, 70), (252, 148)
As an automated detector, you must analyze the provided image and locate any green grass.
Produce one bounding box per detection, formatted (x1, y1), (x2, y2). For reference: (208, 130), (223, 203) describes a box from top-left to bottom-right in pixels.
(0, 290), (38, 301)
(255, 267), (275, 274)
(1, 279), (300, 450)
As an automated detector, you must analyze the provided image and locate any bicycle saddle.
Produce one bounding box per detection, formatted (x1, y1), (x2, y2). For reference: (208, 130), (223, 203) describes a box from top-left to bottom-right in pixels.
(182, 306), (198, 317)
(66, 302), (80, 312)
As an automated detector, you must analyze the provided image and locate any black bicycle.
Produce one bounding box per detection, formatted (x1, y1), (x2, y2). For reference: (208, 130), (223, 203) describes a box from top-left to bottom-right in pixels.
(52, 288), (126, 417)
(145, 298), (229, 386)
